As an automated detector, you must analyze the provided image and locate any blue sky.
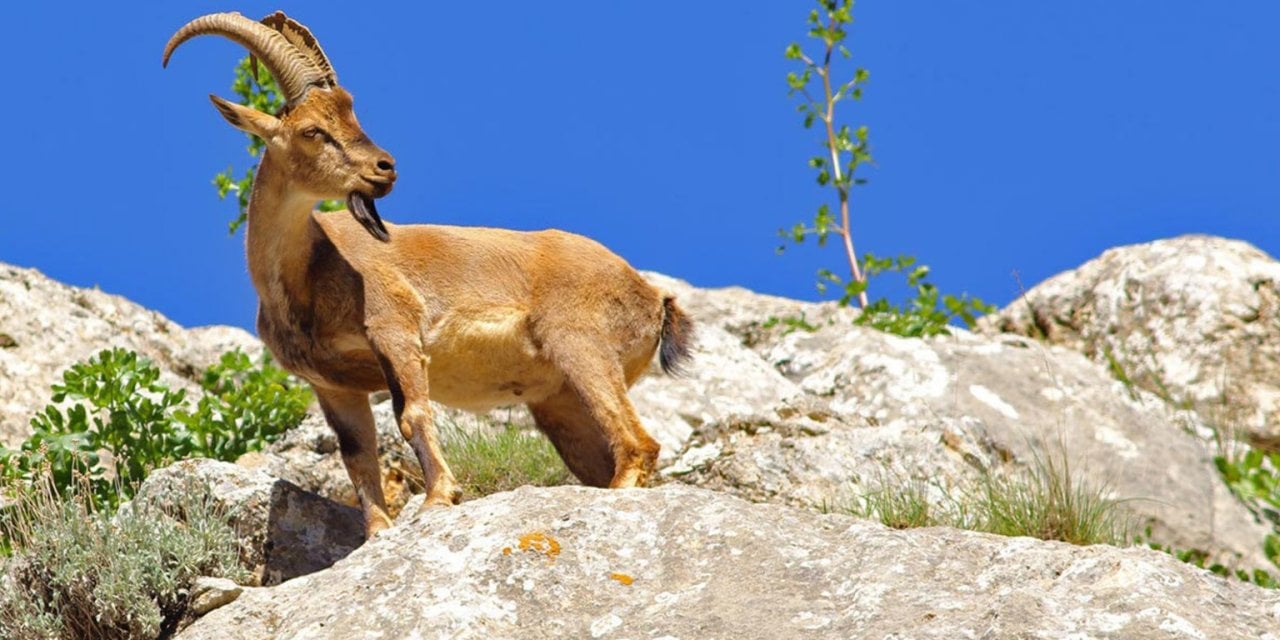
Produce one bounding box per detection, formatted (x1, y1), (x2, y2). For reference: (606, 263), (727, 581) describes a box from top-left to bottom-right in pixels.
(3, 2), (1278, 330)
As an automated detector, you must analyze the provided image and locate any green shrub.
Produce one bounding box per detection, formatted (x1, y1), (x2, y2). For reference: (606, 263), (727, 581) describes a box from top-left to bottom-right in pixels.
(439, 420), (571, 499)
(0, 477), (246, 640)
(848, 254), (995, 337)
(178, 349), (314, 462)
(0, 348), (310, 513)
(1214, 447), (1280, 579)
(1142, 535), (1278, 590)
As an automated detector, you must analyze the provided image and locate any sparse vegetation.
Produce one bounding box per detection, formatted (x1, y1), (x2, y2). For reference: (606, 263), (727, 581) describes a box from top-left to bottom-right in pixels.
(1142, 534), (1278, 590)
(1097, 347), (1280, 584)
(843, 451), (1132, 547)
(843, 478), (939, 530)
(849, 254), (995, 338)
(777, 1), (992, 337)
(0, 348), (311, 513)
(439, 419), (572, 499)
(0, 476), (246, 640)
(967, 451), (1131, 546)
(760, 313), (821, 336)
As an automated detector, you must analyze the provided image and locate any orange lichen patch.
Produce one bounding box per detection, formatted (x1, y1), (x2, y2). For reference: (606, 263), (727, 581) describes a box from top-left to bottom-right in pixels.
(518, 532), (562, 559)
(502, 547), (512, 556)
(609, 572), (634, 586)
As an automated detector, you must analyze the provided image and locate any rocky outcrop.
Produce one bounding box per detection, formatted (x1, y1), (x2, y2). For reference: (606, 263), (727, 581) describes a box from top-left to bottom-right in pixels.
(664, 322), (1273, 569)
(132, 459), (363, 586)
(178, 485), (1280, 640)
(5, 250), (1278, 636)
(0, 263), (261, 445)
(981, 235), (1280, 448)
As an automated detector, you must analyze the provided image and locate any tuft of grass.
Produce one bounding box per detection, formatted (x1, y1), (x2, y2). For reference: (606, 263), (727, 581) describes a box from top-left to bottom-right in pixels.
(845, 479), (940, 530)
(0, 475), (247, 640)
(967, 450), (1131, 546)
(837, 450), (1132, 547)
(439, 420), (572, 499)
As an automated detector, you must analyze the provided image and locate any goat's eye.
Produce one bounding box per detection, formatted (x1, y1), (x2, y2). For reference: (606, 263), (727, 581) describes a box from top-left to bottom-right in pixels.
(301, 127), (323, 139)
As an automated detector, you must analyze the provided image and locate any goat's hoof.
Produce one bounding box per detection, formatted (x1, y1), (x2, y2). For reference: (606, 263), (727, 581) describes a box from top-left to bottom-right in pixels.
(364, 513), (393, 539)
(422, 491), (460, 510)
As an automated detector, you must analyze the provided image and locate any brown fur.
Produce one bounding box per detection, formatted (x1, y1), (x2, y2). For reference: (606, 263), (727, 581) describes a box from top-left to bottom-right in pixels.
(193, 79), (689, 538)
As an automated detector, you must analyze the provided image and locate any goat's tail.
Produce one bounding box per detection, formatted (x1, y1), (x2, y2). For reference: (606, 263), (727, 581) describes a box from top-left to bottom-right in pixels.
(658, 296), (694, 376)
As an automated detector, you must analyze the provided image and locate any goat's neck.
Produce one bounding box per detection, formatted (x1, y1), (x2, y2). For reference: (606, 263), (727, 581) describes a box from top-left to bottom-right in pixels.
(244, 151), (318, 316)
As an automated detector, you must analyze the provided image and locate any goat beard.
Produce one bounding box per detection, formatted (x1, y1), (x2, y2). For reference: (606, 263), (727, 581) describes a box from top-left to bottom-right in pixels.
(347, 192), (390, 242)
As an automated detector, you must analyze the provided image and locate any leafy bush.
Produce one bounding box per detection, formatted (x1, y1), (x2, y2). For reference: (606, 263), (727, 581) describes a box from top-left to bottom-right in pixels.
(0, 348), (310, 512)
(178, 349), (314, 462)
(0, 477), (246, 640)
(1215, 447), (1280, 577)
(848, 254), (995, 337)
(439, 420), (571, 498)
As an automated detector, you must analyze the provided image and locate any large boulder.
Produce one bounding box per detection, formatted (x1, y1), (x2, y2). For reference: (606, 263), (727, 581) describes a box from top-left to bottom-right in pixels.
(666, 323), (1274, 570)
(0, 262), (260, 445)
(178, 485), (1280, 639)
(981, 235), (1280, 448)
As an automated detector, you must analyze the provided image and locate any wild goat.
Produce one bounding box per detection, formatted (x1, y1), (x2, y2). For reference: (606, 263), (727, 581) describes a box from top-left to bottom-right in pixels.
(164, 11), (693, 536)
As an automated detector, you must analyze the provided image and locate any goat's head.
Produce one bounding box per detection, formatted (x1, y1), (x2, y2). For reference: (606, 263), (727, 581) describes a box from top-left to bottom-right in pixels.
(164, 11), (396, 241)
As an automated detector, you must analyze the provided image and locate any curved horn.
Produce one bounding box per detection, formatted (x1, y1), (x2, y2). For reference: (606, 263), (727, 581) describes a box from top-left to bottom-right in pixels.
(261, 11), (337, 87)
(163, 12), (329, 104)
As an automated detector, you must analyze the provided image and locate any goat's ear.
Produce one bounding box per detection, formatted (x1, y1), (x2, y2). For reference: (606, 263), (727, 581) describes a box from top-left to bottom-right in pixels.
(208, 94), (280, 139)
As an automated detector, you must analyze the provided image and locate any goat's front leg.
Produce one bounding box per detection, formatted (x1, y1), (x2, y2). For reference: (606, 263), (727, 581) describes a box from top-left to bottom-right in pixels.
(370, 340), (462, 509)
(314, 386), (393, 537)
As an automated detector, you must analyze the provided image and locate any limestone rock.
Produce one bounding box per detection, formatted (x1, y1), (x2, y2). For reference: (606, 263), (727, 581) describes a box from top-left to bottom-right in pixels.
(644, 271), (857, 352)
(668, 323), (1273, 570)
(629, 324), (802, 461)
(981, 235), (1280, 448)
(132, 459), (363, 586)
(178, 485), (1280, 639)
(0, 262), (259, 445)
(187, 577), (244, 616)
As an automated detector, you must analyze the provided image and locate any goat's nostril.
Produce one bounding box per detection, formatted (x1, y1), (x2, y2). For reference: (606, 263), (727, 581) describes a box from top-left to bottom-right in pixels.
(377, 159), (395, 173)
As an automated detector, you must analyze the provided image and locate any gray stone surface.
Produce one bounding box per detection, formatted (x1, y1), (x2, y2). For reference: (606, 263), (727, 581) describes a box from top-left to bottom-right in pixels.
(982, 235), (1280, 448)
(133, 459), (363, 586)
(668, 322), (1274, 569)
(628, 323), (802, 462)
(188, 576), (244, 616)
(178, 485), (1280, 640)
(0, 262), (260, 445)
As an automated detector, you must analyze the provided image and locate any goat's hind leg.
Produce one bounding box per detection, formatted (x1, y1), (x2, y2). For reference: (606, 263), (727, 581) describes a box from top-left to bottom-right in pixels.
(538, 340), (660, 488)
(529, 387), (616, 488)
(315, 387), (393, 538)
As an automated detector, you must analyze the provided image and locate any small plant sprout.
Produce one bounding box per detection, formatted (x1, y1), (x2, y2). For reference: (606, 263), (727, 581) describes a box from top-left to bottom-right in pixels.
(778, 1), (994, 337)
(781, 0), (873, 309)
